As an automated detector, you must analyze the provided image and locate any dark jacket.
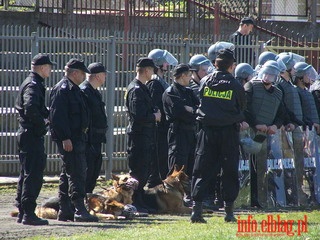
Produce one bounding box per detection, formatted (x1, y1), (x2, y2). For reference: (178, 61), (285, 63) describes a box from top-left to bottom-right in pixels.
(80, 80), (108, 143)
(15, 72), (49, 136)
(197, 71), (246, 127)
(49, 76), (89, 142)
(125, 78), (156, 134)
(162, 81), (199, 127)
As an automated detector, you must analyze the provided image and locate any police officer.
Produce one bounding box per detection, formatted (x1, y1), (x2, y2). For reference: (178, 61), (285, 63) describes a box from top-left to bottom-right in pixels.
(146, 49), (178, 183)
(275, 53), (307, 205)
(162, 63), (199, 187)
(292, 62), (320, 133)
(15, 54), (55, 225)
(244, 60), (287, 208)
(235, 63), (255, 86)
(80, 62), (108, 193)
(191, 49), (248, 223)
(229, 17), (255, 65)
(126, 57), (161, 213)
(49, 58), (98, 222)
(188, 54), (214, 99)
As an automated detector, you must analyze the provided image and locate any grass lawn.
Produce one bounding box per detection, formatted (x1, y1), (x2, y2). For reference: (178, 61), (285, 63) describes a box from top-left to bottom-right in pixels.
(27, 210), (320, 240)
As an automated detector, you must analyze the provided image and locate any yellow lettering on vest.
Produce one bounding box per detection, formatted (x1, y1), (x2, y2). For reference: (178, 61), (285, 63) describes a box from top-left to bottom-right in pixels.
(203, 86), (233, 100)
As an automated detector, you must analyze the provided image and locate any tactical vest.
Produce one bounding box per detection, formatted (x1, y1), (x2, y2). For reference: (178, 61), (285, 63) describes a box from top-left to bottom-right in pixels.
(277, 79), (303, 122)
(297, 88), (320, 124)
(251, 80), (283, 125)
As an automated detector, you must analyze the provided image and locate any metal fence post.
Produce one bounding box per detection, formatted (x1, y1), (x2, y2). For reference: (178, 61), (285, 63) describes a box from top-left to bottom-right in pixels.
(105, 36), (116, 180)
(31, 32), (39, 57)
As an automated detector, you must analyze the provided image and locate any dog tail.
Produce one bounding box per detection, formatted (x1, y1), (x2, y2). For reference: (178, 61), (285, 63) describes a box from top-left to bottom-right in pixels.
(10, 207), (57, 219)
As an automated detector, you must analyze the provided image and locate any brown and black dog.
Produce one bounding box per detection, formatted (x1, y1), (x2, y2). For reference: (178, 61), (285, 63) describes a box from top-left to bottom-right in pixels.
(11, 174), (139, 220)
(144, 165), (192, 214)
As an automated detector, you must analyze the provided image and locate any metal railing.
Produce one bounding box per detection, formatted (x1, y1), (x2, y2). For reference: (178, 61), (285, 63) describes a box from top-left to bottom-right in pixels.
(1, 25), (320, 176)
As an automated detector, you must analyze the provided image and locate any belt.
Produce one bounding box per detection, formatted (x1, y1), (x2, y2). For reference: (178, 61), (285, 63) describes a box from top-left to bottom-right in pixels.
(91, 128), (107, 134)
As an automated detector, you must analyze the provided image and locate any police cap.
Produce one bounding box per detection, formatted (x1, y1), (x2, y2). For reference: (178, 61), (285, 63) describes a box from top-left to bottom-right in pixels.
(172, 63), (195, 77)
(216, 49), (236, 62)
(66, 58), (90, 73)
(88, 62), (109, 74)
(32, 54), (56, 66)
(136, 57), (157, 68)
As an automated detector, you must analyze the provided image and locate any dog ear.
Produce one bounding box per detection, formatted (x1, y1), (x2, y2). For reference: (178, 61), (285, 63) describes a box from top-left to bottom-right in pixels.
(112, 174), (120, 182)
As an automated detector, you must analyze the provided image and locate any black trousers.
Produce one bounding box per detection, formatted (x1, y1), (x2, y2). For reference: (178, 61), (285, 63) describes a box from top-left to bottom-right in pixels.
(168, 127), (196, 177)
(127, 128), (157, 192)
(85, 142), (103, 193)
(157, 127), (169, 180)
(56, 140), (87, 202)
(15, 128), (46, 214)
(191, 125), (240, 204)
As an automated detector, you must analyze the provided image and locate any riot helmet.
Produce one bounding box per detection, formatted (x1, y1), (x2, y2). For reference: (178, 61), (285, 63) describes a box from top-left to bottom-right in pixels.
(207, 41), (235, 62)
(148, 49), (178, 67)
(189, 54), (215, 73)
(276, 52), (296, 71)
(258, 60), (281, 83)
(239, 130), (266, 154)
(276, 58), (287, 73)
(292, 62), (318, 81)
(235, 63), (255, 81)
(258, 51), (277, 66)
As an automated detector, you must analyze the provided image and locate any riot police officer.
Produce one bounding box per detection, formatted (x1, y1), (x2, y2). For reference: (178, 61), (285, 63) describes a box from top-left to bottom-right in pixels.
(244, 60), (287, 208)
(235, 63), (255, 86)
(15, 54), (55, 225)
(49, 58), (98, 222)
(80, 62), (108, 193)
(191, 49), (248, 223)
(126, 57), (161, 213)
(188, 54), (214, 99)
(275, 53), (307, 205)
(146, 49), (178, 182)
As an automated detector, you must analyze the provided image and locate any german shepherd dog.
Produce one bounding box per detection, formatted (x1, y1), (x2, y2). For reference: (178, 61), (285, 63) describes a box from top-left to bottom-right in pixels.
(11, 174), (139, 220)
(144, 165), (192, 214)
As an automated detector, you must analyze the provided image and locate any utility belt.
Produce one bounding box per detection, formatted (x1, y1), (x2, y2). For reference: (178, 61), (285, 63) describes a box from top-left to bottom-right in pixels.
(169, 121), (196, 131)
(91, 127), (107, 134)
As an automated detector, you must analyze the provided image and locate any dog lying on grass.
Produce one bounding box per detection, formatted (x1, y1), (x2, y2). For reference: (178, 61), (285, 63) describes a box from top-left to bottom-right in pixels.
(144, 165), (192, 214)
(11, 174), (139, 220)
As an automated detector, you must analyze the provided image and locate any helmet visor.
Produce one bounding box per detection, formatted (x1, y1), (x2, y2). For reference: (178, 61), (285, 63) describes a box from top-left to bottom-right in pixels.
(163, 50), (178, 66)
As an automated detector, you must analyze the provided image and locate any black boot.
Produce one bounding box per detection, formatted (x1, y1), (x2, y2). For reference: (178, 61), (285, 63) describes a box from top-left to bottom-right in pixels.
(224, 202), (236, 222)
(190, 201), (206, 223)
(22, 212), (49, 226)
(73, 198), (99, 222)
(57, 198), (74, 221)
(16, 207), (23, 223)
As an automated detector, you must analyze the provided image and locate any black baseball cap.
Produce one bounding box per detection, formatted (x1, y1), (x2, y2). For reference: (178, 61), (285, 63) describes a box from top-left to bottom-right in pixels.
(66, 58), (90, 73)
(88, 62), (109, 74)
(240, 17), (255, 26)
(216, 49), (236, 62)
(31, 54), (56, 66)
(173, 63), (195, 77)
(136, 57), (157, 68)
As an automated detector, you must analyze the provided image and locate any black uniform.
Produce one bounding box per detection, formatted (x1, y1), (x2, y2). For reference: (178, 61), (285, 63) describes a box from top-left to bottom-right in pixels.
(49, 76), (89, 202)
(125, 78), (158, 202)
(146, 75), (169, 181)
(15, 72), (49, 219)
(80, 80), (108, 193)
(189, 78), (200, 100)
(162, 81), (199, 177)
(191, 71), (246, 205)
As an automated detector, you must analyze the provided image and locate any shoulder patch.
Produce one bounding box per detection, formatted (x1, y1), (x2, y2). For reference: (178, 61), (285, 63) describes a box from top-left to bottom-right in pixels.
(61, 83), (67, 89)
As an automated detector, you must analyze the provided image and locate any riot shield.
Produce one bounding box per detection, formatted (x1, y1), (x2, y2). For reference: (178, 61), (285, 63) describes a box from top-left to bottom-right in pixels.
(235, 129), (252, 208)
(303, 128), (320, 204)
(267, 129), (286, 207)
